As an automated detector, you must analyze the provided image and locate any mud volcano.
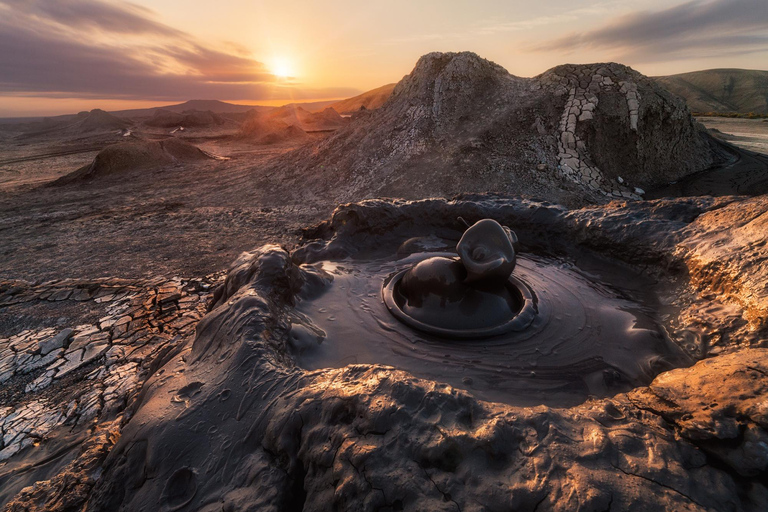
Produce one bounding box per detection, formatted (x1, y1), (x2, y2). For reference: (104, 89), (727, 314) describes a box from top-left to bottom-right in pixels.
(292, 216), (688, 407)
(68, 196), (768, 512)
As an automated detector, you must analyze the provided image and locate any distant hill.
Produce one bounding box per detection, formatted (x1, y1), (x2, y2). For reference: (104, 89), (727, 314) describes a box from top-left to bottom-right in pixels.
(654, 69), (768, 114)
(330, 83), (396, 113)
(73, 109), (131, 133)
(14, 109), (131, 139)
(144, 109), (228, 128)
(112, 100), (267, 118)
(1, 99), (351, 124)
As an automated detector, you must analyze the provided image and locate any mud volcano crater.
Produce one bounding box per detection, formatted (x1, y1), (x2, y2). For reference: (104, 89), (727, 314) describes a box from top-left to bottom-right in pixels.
(85, 195), (768, 511)
(289, 214), (689, 407)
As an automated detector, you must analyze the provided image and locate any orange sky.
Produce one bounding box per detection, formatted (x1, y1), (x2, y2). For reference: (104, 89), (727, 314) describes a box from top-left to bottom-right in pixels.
(1, 0), (766, 116)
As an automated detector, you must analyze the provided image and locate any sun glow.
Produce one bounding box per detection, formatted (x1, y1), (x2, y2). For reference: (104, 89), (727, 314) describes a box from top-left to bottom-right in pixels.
(271, 57), (294, 79)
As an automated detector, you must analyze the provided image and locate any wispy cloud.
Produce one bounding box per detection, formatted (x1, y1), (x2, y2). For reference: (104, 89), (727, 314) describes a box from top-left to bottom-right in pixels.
(532, 0), (768, 62)
(471, 2), (625, 36)
(0, 0), (357, 101)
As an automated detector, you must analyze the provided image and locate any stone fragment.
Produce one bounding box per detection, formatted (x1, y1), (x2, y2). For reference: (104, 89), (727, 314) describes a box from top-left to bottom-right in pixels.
(47, 289), (72, 301)
(39, 328), (73, 355)
(81, 342), (110, 366)
(56, 349), (85, 379)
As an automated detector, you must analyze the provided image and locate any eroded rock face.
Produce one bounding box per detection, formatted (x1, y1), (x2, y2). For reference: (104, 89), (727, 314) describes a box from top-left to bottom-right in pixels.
(263, 52), (726, 206)
(75, 196), (768, 511)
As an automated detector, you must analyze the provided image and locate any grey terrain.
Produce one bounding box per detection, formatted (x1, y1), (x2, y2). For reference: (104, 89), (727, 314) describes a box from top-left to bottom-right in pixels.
(1, 52), (768, 511)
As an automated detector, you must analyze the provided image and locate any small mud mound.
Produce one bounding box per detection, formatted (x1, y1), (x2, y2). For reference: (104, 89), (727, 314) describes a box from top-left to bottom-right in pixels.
(73, 109), (131, 133)
(258, 124), (309, 144)
(53, 138), (213, 184)
(144, 109), (226, 128)
(245, 105), (350, 133)
(300, 107), (349, 130)
(239, 115), (309, 144)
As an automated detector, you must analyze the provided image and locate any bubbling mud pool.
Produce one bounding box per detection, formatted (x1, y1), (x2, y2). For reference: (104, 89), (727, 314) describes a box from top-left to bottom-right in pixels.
(290, 251), (690, 407)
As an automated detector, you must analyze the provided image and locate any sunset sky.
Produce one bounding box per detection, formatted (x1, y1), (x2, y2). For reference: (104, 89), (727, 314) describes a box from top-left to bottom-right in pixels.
(1, 0), (766, 116)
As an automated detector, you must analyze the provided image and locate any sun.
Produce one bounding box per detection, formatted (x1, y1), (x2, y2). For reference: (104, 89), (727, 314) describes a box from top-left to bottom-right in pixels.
(271, 57), (294, 79)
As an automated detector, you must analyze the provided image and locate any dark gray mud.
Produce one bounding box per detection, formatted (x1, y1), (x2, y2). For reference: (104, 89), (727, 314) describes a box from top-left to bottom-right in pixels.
(293, 251), (689, 407)
(647, 142), (768, 198)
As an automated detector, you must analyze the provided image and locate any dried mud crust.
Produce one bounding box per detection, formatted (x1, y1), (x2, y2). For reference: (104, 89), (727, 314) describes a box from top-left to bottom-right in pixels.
(0, 157), (329, 282)
(0, 274), (219, 509)
(78, 196), (768, 511)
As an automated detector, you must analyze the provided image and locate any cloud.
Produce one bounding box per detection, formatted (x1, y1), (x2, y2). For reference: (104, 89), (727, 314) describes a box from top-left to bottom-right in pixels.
(1, 0), (182, 36)
(0, 0), (358, 101)
(532, 0), (768, 62)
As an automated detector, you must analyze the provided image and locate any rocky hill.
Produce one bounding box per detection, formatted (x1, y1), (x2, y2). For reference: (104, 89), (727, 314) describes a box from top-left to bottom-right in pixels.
(263, 52), (725, 206)
(654, 69), (768, 114)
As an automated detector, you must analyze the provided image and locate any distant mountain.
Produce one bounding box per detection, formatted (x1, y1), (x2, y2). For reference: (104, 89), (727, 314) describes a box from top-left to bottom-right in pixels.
(144, 109), (228, 128)
(14, 109), (130, 139)
(113, 99), (339, 119)
(330, 83), (396, 113)
(654, 69), (768, 114)
(279, 100), (339, 113)
(1, 99), (347, 123)
(112, 100), (268, 118)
